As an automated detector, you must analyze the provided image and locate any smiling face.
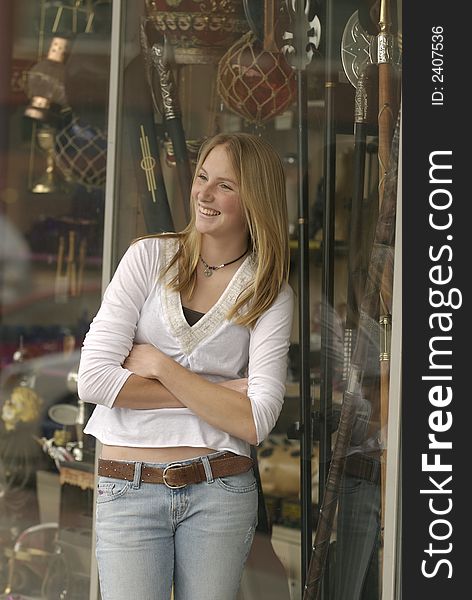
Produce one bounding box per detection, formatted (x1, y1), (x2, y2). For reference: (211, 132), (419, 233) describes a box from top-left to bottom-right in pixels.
(192, 144), (247, 242)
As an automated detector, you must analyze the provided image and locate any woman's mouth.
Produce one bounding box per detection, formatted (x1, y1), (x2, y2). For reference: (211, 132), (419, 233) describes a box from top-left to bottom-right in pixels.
(198, 206), (221, 217)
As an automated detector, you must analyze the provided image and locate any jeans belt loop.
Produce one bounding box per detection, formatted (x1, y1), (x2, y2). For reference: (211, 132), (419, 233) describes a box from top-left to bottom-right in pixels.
(201, 455), (214, 484)
(371, 458), (380, 484)
(132, 462), (143, 489)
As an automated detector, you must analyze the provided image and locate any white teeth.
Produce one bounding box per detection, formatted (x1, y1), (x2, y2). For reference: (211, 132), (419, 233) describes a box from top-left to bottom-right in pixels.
(199, 207), (220, 216)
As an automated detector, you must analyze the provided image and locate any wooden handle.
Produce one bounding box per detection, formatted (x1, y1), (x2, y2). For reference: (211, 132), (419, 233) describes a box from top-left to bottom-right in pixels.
(263, 0), (278, 51)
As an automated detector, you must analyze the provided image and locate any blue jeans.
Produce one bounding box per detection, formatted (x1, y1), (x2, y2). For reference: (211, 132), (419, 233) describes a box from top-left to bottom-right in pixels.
(95, 452), (258, 600)
(333, 473), (381, 600)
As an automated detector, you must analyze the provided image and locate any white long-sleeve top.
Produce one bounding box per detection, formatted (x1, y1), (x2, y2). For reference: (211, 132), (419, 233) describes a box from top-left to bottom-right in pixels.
(78, 237), (294, 458)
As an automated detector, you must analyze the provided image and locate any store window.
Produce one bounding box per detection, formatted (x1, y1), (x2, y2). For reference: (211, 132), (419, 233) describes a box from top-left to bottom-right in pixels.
(0, 1), (402, 599)
(0, 1), (111, 597)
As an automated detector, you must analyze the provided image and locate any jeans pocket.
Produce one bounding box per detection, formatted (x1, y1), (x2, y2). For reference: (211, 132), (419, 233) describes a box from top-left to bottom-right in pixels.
(215, 470), (257, 493)
(339, 475), (365, 495)
(96, 477), (130, 503)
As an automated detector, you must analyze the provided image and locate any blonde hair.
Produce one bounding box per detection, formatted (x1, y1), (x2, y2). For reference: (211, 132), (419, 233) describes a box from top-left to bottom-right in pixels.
(137, 132), (290, 328)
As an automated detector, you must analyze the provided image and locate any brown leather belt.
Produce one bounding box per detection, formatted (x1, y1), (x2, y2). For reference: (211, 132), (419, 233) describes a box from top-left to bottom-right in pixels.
(344, 452), (381, 484)
(98, 453), (253, 489)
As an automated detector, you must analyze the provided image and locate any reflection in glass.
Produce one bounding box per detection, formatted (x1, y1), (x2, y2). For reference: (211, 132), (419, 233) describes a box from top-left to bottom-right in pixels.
(31, 125), (59, 194)
(1, 1), (111, 598)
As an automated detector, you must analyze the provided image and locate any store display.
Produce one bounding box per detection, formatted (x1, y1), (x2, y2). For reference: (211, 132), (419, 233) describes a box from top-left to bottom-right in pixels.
(0, 1), (405, 598)
(47, 0), (96, 34)
(148, 36), (192, 221)
(53, 112), (107, 189)
(341, 11), (374, 89)
(284, 0), (320, 579)
(341, 7), (401, 104)
(54, 230), (85, 302)
(0, 345), (51, 541)
(50, 3), (111, 189)
(3, 522), (59, 598)
(24, 36), (70, 122)
(47, 403), (78, 427)
(31, 125), (60, 194)
(281, 0), (321, 69)
(376, 0), (398, 535)
(217, 31), (296, 124)
(163, 137), (202, 169)
(1, 4), (110, 599)
(343, 62), (377, 380)
(144, 0), (249, 63)
(303, 109), (400, 600)
(122, 49), (175, 234)
(243, 0), (292, 52)
(1, 386), (42, 434)
(258, 434), (319, 502)
(1, 341), (42, 434)
(65, 369), (87, 462)
(242, 0), (265, 42)
(377, 0), (397, 200)
(23, 35), (70, 194)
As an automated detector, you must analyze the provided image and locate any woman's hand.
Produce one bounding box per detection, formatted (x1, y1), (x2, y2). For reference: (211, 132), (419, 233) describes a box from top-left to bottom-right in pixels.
(125, 347), (249, 394)
(123, 343), (168, 380)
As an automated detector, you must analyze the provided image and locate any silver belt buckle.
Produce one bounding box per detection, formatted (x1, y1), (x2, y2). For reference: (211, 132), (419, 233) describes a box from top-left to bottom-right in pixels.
(162, 463), (187, 489)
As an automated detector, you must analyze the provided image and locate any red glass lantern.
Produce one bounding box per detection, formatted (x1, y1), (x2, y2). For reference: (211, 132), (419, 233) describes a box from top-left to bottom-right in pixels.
(217, 31), (297, 125)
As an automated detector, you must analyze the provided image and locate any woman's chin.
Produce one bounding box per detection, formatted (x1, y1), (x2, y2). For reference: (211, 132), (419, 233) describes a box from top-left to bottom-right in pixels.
(195, 216), (218, 233)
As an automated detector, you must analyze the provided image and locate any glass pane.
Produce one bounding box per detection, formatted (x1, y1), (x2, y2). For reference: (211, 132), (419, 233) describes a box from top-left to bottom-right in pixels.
(111, 4), (305, 599)
(0, 2), (401, 599)
(107, 2), (401, 600)
(0, 1), (112, 598)
(307, 1), (402, 599)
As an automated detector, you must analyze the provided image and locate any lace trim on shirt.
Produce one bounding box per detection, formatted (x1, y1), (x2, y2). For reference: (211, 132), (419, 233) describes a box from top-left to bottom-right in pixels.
(162, 238), (254, 355)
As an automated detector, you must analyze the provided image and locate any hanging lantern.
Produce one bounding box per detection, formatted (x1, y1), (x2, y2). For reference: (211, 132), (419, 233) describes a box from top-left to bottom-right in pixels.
(54, 113), (107, 189)
(144, 0), (249, 64)
(24, 36), (70, 122)
(217, 31), (296, 125)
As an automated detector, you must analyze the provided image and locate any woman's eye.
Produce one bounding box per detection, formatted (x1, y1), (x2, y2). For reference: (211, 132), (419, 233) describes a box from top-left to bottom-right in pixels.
(197, 173), (207, 181)
(220, 183), (232, 190)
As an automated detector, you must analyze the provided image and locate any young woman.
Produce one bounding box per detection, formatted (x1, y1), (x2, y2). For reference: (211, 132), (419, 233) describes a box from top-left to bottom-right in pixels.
(78, 132), (294, 600)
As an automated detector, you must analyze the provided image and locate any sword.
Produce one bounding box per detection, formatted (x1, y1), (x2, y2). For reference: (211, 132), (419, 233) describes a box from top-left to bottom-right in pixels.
(343, 62), (377, 380)
(124, 45), (174, 234)
(148, 32), (192, 224)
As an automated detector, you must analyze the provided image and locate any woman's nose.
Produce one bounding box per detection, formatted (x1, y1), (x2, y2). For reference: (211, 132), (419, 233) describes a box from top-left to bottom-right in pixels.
(198, 184), (213, 202)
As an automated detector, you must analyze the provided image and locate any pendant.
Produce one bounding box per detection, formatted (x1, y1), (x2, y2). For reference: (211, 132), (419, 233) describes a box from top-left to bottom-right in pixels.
(204, 266), (213, 277)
